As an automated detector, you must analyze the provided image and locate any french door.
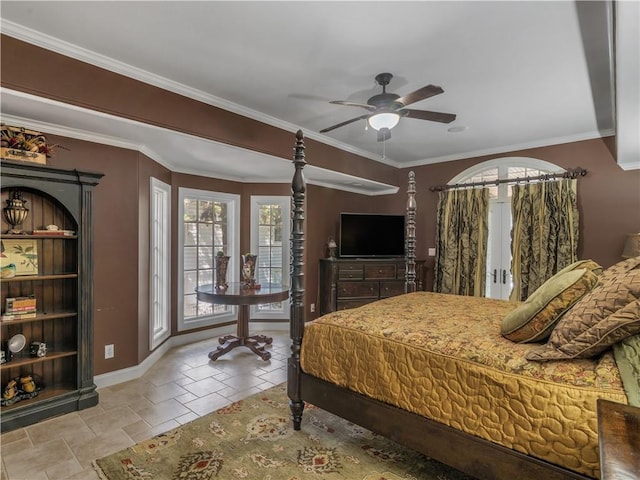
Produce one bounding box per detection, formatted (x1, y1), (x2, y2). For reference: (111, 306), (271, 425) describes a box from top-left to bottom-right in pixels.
(486, 199), (512, 299)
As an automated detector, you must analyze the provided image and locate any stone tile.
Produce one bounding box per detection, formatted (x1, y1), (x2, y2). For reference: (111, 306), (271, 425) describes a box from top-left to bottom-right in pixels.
(221, 372), (266, 390)
(174, 376), (196, 387)
(83, 406), (143, 436)
(26, 412), (94, 446)
(182, 363), (227, 381)
(134, 398), (190, 427)
(67, 467), (101, 480)
(144, 367), (192, 387)
(44, 457), (84, 480)
(0, 332), (289, 479)
(174, 411), (199, 425)
(256, 358), (287, 372)
(2, 438), (74, 480)
(141, 382), (188, 404)
(0, 429), (28, 446)
(123, 419), (180, 443)
(77, 403), (106, 422)
(68, 429), (134, 468)
(181, 376), (227, 397)
(224, 386), (264, 402)
(174, 391), (199, 405)
(0, 437), (33, 458)
(256, 368), (287, 385)
(183, 392), (230, 416)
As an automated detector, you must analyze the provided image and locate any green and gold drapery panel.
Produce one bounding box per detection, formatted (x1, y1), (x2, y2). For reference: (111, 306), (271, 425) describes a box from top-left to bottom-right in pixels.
(510, 178), (579, 301)
(434, 187), (489, 296)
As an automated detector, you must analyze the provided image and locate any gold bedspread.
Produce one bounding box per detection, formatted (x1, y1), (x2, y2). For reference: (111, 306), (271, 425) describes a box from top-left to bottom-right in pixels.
(300, 292), (628, 478)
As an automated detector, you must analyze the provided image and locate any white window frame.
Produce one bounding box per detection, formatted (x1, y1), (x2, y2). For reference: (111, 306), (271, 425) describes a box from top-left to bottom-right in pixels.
(149, 178), (171, 350)
(177, 187), (240, 331)
(249, 195), (290, 320)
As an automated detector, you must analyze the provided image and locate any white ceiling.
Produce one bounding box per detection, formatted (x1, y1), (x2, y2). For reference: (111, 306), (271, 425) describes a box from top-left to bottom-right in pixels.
(0, 1), (637, 193)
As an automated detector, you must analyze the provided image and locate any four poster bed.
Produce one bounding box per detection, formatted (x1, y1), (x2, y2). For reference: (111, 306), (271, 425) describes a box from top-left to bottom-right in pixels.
(287, 131), (638, 480)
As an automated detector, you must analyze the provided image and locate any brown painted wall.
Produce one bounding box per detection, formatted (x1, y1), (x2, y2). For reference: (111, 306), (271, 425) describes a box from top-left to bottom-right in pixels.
(0, 35), (398, 186)
(405, 137), (640, 276)
(42, 131), (639, 374)
(3, 35), (639, 376)
(43, 135), (142, 374)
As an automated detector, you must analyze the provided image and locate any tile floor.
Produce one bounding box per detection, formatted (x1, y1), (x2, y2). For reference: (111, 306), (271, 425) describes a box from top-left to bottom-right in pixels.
(0, 330), (289, 480)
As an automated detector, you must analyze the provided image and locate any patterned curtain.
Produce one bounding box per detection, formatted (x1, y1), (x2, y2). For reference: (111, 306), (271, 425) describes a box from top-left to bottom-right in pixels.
(434, 187), (489, 296)
(510, 178), (579, 301)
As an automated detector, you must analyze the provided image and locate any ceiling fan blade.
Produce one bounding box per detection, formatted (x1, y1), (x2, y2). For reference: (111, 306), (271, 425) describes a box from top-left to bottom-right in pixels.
(329, 100), (375, 110)
(395, 85), (444, 107)
(319, 114), (370, 133)
(403, 109), (457, 124)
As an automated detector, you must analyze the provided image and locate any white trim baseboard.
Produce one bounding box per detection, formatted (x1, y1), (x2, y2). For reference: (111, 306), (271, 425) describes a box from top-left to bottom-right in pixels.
(93, 322), (288, 389)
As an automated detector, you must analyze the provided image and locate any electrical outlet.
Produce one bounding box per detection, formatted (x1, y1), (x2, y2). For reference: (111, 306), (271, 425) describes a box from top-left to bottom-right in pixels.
(310, 303), (315, 313)
(428, 247), (436, 257)
(105, 344), (114, 359)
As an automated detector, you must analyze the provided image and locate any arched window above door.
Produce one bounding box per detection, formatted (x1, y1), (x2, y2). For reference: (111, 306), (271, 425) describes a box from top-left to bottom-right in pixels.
(450, 157), (565, 198)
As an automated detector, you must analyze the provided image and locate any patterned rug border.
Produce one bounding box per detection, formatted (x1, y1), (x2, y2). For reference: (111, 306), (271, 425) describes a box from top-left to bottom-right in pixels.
(92, 383), (471, 480)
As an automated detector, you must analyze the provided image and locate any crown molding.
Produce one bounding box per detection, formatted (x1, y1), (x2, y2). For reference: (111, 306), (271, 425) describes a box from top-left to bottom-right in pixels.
(0, 20), (392, 165)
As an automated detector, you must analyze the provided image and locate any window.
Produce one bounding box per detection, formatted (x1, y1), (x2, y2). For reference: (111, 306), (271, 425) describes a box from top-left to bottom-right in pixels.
(150, 178), (171, 350)
(451, 158), (564, 299)
(250, 196), (291, 319)
(178, 188), (240, 331)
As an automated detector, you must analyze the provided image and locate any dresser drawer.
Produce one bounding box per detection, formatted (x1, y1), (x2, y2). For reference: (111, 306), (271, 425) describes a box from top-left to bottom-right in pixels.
(338, 263), (364, 280)
(380, 280), (405, 298)
(364, 263), (396, 280)
(337, 281), (378, 299)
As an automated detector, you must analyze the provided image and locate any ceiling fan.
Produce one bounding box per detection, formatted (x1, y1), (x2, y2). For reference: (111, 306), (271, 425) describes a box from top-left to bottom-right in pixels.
(320, 72), (456, 141)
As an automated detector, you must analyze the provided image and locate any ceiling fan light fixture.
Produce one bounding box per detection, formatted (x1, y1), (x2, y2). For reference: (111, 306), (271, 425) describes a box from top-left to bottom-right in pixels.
(368, 112), (400, 131)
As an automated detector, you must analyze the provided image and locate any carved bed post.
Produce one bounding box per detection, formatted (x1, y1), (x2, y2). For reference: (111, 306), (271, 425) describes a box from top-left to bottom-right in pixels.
(288, 130), (306, 430)
(405, 171), (417, 293)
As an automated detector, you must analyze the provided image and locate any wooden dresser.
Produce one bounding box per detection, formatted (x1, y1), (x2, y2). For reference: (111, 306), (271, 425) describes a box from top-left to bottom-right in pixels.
(319, 258), (426, 315)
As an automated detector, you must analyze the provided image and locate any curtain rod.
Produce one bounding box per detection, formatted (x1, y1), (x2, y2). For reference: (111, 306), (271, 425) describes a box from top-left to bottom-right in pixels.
(429, 167), (588, 192)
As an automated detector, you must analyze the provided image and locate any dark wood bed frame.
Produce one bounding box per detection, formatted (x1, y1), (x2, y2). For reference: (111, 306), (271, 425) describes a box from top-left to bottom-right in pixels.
(287, 130), (592, 480)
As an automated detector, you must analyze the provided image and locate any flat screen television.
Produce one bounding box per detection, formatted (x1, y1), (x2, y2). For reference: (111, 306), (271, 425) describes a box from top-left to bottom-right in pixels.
(339, 213), (405, 258)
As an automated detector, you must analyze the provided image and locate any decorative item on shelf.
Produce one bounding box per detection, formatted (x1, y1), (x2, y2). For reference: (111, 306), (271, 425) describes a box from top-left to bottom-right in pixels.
(1, 263), (16, 279)
(2, 295), (37, 321)
(1, 379), (18, 405)
(621, 233), (640, 259)
(5, 334), (26, 362)
(2, 190), (29, 234)
(241, 253), (260, 289)
(215, 251), (230, 290)
(29, 342), (47, 358)
(0, 239), (38, 275)
(1, 375), (41, 406)
(0, 349), (6, 364)
(327, 237), (337, 259)
(32, 225), (75, 236)
(0, 124), (64, 164)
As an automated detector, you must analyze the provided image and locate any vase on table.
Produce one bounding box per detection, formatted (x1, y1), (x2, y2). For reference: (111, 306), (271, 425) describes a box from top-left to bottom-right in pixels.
(215, 253), (230, 290)
(241, 253), (258, 288)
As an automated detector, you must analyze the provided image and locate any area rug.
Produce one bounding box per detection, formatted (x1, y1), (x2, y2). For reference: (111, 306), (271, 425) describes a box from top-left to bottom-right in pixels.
(94, 383), (472, 479)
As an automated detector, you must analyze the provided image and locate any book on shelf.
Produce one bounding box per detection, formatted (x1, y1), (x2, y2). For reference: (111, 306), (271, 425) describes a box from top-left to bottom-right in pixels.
(32, 229), (75, 236)
(5, 296), (37, 312)
(2, 311), (37, 321)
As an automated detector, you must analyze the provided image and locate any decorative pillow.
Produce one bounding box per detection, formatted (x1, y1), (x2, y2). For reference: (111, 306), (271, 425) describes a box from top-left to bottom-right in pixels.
(502, 268), (598, 343)
(526, 256), (640, 361)
(613, 333), (640, 407)
(554, 259), (603, 277)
